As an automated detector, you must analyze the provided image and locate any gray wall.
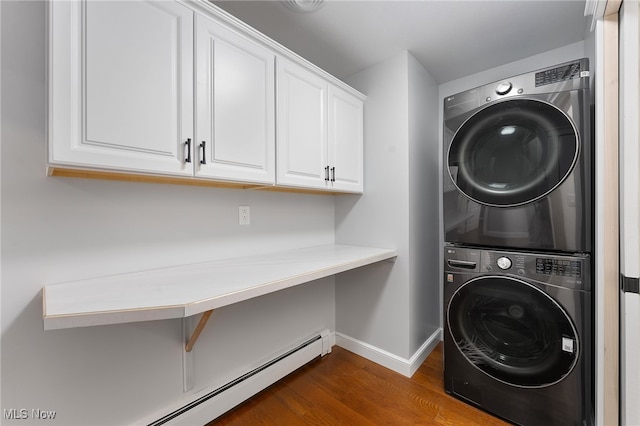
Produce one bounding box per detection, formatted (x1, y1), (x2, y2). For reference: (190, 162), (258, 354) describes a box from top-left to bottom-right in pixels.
(335, 52), (410, 357)
(335, 51), (440, 362)
(1, 2), (336, 424)
(407, 53), (440, 355)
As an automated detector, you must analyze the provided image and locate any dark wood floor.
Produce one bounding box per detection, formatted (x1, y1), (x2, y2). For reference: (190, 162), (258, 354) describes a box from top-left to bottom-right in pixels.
(208, 343), (510, 425)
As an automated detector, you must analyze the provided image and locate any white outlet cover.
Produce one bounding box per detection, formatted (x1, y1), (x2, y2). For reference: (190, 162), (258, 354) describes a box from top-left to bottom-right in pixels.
(239, 206), (250, 225)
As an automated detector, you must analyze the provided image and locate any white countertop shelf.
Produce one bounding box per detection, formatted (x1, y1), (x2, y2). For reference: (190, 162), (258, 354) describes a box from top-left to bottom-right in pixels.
(43, 244), (397, 331)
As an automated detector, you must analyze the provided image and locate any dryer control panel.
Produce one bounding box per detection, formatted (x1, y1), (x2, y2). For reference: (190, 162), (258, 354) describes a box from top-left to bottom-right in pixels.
(535, 61), (585, 87)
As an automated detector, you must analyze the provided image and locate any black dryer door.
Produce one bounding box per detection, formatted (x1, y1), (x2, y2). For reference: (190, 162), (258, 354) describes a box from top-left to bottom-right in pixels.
(447, 99), (578, 207)
(447, 276), (579, 387)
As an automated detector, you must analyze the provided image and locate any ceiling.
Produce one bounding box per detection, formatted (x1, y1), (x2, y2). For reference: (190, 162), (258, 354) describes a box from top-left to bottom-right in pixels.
(211, 0), (590, 84)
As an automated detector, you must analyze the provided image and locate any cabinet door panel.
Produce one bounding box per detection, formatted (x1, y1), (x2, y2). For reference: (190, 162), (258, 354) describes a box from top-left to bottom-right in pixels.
(277, 59), (327, 189)
(49, 1), (193, 175)
(196, 16), (275, 183)
(328, 86), (364, 193)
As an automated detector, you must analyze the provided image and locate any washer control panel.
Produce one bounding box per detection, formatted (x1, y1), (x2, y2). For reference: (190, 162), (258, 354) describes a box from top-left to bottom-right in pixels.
(444, 247), (591, 291)
(535, 258), (582, 277)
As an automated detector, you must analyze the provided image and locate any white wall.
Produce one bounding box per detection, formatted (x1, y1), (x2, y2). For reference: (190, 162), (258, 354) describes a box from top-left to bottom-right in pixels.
(0, 1), (336, 424)
(334, 51), (440, 369)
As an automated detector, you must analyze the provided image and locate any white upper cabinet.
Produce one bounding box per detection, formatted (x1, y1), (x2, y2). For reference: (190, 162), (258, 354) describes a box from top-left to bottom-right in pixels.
(195, 15), (275, 184)
(276, 58), (328, 190)
(49, 0), (363, 192)
(328, 85), (364, 193)
(49, 0), (194, 176)
(276, 58), (364, 193)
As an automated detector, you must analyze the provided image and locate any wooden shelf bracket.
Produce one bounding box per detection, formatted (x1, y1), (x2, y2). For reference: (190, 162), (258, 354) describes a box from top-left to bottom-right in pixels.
(185, 310), (213, 352)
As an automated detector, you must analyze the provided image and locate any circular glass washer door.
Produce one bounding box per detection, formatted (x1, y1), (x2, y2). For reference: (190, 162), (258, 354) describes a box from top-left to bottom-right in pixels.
(447, 99), (579, 207)
(447, 276), (579, 388)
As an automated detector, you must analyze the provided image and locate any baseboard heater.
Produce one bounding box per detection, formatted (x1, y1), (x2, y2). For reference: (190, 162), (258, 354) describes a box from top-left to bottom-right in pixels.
(148, 329), (331, 426)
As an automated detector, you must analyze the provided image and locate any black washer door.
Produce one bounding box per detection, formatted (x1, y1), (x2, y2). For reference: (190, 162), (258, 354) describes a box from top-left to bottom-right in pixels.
(448, 99), (578, 206)
(447, 276), (578, 387)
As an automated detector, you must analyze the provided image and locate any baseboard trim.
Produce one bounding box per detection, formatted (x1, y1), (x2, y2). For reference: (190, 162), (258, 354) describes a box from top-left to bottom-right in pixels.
(134, 329), (441, 424)
(335, 328), (442, 377)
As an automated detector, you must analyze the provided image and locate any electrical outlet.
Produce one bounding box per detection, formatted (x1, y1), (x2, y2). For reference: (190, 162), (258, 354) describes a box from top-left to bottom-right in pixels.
(239, 206), (250, 225)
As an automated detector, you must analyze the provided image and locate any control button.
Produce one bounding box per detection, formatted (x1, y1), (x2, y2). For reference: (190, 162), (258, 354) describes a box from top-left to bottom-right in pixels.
(496, 256), (512, 270)
(517, 88), (524, 94)
(496, 82), (512, 95)
(486, 265), (493, 271)
(486, 96), (492, 102)
(518, 269), (525, 276)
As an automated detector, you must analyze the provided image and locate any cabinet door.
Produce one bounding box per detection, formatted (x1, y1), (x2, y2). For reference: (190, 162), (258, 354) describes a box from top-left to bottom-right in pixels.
(276, 58), (328, 189)
(196, 15), (275, 184)
(49, 1), (194, 176)
(328, 86), (364, 193)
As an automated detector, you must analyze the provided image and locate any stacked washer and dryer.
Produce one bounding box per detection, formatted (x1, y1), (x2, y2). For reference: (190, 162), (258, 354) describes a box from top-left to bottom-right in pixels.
(442, 59), (594, 426)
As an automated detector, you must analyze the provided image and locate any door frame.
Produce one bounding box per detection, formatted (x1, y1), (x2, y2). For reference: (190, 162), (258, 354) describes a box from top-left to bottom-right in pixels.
(593, 1), (622, 424)
(618, 1), (640, 424)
